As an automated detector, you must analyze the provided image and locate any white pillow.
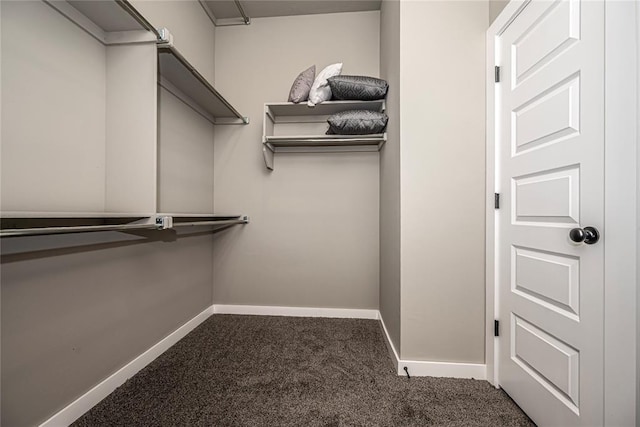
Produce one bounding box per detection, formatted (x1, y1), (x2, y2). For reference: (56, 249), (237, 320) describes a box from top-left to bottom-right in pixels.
(307, 63), (343, 106)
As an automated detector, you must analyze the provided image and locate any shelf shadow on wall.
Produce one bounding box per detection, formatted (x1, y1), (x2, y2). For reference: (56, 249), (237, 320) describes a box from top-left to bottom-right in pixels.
(0, 225), (240, 264)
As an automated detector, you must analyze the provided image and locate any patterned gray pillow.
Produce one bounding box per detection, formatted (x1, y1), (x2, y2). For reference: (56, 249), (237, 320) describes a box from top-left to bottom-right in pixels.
(327, 110), (388, 135)
(288, 65), (316, 103)
(327, 76), (389, 101)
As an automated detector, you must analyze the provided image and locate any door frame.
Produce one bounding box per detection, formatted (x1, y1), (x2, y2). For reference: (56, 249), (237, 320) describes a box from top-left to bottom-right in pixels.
(485, 0), (639, 424)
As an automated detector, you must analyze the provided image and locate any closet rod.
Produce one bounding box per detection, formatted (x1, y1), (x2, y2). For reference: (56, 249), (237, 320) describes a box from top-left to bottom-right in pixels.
(171, 219), (249, 228)
(234, 1), (250, 24)
(116, 0), (161, 38)
(0, 223), (160, 238)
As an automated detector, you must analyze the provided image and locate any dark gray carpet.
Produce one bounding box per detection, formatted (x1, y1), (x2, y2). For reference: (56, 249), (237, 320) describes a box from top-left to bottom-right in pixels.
(74, 315), (534, 426)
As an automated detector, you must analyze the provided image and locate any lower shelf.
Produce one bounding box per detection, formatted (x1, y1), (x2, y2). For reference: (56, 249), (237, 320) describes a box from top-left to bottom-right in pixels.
(156, 214), (249, 230)
(262, 133), (387, 170)
(0, 211), (152, 219)
(0, 214), (249, 237)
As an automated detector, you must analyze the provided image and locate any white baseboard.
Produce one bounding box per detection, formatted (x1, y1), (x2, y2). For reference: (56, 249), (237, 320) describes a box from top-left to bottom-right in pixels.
(379, 315), (400, 372)
(41, 306), (485, 427)
(398, 359), (487, 379)
(40, 305), (215, 427)
(379, 313), (487, 380)
(212, 304), (380, 319)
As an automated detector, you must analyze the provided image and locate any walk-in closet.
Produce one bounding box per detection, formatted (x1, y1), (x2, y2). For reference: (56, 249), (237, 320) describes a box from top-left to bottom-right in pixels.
(2, 0), (639, 426)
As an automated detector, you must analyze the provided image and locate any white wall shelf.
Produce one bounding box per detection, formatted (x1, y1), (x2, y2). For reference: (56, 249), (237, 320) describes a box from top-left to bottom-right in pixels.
(0, 215), (158, 238)
(0, 214), (248, 237)
(46, 0), (159, 43)
(157, 30), (248, 125)
(266, 100), (385, 120)
(265, 134), (386, 147)
(155, 214), (249, 231)
(0, 212), (153, 219)
(157, 213), (247, 219)
(262, 100), (387, 170)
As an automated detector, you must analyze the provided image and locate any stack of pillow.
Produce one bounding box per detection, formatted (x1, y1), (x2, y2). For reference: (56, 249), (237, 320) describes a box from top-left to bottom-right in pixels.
(287, 63), (389, 136)
(287, 63), (341, 106)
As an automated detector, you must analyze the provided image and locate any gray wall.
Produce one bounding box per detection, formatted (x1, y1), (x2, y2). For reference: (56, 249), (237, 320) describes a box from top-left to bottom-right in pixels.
(1, 1), (218, 425)
(2, 3), (492, 424)
(379, 0), (402, 353)
(132, 0), (215, 83)
(377, 0), (488, 363)
(2, 232), (215, 427)
(399, 0), (487, 363)
(212, 12), (381, 310)
(133, 0), (217, 214)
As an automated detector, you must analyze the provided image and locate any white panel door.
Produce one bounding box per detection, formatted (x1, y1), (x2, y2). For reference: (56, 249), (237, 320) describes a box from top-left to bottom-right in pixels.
(497, 0), (604, 425)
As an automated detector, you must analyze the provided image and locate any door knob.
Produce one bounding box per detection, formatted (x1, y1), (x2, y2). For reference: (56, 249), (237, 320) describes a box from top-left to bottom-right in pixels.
(569, 226), (600, 245)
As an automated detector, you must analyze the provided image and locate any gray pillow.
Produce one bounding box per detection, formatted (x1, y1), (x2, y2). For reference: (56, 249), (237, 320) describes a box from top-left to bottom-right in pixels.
(288, 65), (316, 103)
(327, 110), (388, 135)
(327, 75), (389, 101)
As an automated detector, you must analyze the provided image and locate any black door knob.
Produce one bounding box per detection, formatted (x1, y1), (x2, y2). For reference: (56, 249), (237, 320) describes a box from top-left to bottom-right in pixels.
(569, 226), (600, 245)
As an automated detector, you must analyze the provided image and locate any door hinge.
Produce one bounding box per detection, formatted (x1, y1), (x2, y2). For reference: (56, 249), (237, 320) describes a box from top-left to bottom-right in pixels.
(494, 320), (500, 337)
(494, 193), (500, 209)
(495, 66), (501, 83)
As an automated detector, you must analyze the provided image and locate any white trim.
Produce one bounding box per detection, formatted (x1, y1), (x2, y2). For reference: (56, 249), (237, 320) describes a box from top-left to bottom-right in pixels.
(398, 360), (487, 380)
(637, 1), (640, 420)
(379, 314), (486, 380)
(39, 306), (215, 427)
(485, 16), (498, 389)
(212, 304), (380, 319)
(379, 314), (400, 372)
(485, 0), (530, 389)
(39, 306), (490, 427)
(603, 1), (638, 425)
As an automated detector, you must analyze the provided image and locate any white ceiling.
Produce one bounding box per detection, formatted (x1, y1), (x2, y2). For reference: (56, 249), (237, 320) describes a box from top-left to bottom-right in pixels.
(204, 0), (382, 20)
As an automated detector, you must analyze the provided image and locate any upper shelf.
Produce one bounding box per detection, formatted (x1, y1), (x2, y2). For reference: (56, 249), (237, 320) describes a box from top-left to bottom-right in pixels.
(0, 213), (249, 237)
(154, 214), (249, 231)
(66, 0), (157, 33)
(157, 30), (249, 125)
(45, 0), (159, 44)
(0, 211), (151, 219)
(266, 100), (385, 122)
